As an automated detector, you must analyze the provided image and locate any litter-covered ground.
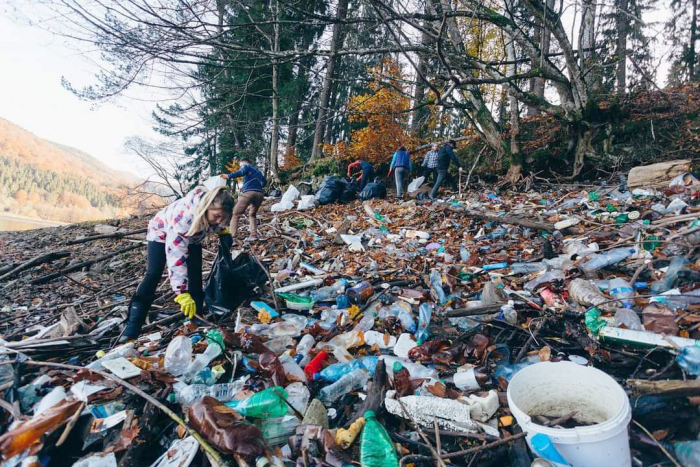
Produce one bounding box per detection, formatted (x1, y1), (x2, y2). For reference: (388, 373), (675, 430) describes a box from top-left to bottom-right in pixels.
(0, 161), (699, 467)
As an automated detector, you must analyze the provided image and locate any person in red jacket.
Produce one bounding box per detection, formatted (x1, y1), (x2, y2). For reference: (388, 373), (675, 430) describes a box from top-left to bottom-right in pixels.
(347, 159), (375, 191)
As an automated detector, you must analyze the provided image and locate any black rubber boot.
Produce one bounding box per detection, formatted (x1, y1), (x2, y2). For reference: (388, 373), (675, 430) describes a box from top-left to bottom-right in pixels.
(118, 301), (149, 343)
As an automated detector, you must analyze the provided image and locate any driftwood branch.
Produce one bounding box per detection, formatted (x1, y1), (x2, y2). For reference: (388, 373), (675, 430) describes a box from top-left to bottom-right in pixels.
(0, 250), (71, 281)
(65, 228), (148, 246)
(32, 245), (144, 285)
(444, 206), (555, 231)
(627, 378), (700, 396)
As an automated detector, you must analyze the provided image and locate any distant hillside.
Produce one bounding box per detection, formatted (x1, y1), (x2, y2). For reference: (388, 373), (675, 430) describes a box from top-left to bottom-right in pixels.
(0, 118), (140, 223)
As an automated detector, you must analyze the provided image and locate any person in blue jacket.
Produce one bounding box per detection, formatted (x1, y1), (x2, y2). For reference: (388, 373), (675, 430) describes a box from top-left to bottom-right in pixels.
(221, 158), (266, 240)
(431, 140), (462, 199)
(388, 146), (411, 199)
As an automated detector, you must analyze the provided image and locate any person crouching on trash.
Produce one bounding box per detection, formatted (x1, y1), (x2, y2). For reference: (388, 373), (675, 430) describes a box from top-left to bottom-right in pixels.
(119, 186), (233, 343)
(347, 159), (375, 191)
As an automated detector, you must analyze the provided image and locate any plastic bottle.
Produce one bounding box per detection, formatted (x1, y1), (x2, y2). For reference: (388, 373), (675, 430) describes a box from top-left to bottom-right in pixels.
(511, 262), (548, 274)
(284, 382), (310, 415)
(482, 262), (509, 271)
(675, 440), (700, 467)
(447, 366), (488, 391)
(315, 356), (379, 382)
(354, 312), (377, 333)
(336, 294), (350, 309)
(225, 386), (289, 418)
(651, 257), (689, 294)
(415, 304), (432, 344)
(170, 379), (249, 405)
(164, 336), (193, 377)
(336, 417), (366, 449)
(580, 248), (635, 277)
(608, 277), (635, 308)
(429, 270), (447, 305)
(304, 351), (329, 380)
(249, 321), (305, 338)
(347, 281), (374, 305)
(319, 369), (371, 404)
(392, 303), (416, 333)
(359, 410), (399, 467)
(294, 334), (315, 367)
(524, 270), (565, 292)
(265, 335), (295, 355)
(460, 244), (470, 263)
(311, 279), (348, 302)
(182, 343), (222, 383)
(530, 433), (570, 466)
(676, 346), (700, 376)
(317, 329), (365, 351)
(379, 356), (438, 380)
(392, 362), (412, 397)
(568, 278), (617, 312)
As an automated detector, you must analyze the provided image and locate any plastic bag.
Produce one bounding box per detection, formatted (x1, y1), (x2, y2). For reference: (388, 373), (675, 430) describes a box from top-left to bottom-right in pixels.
(359, 182), (387, 201)
(407, 176), (425, 193)
(271, 185), (300, 212)
(339, 179), (358, 203)
(297, 195), (317, 211)
(205, 237), (268, 316)
(315, 176), (345, 205)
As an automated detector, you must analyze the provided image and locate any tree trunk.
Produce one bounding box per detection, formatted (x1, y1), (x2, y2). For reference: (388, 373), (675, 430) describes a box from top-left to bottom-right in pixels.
(528, 0), (555, 116)
(616, 0), (629, 95)
(411, 25), (430, 136)
(268, 0), (281, 182)
(579, 0), (600, 91)
(309, 0), (349, 161)
(287, 61), (309, 154)
(691, 0), (698, 80)
(505, 33), (522, 184)
(571, 126), (593, 178)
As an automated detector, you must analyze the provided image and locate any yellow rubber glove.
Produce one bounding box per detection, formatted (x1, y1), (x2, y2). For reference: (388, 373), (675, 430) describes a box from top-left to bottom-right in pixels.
(175, 293), (197, 319)
(218, 228), (231, 236)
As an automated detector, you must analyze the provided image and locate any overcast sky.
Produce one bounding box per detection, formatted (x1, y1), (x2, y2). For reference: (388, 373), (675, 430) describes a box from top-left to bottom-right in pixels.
(0, 11), (157, 177)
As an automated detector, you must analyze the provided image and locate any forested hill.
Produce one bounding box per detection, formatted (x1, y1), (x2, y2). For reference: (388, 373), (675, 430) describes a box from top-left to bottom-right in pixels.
(0, 118), (138, 223)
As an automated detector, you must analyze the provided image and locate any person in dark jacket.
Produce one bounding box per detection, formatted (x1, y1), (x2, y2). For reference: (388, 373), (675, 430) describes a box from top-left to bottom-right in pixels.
(347, 159), (375, 191)
(221, 158), (267, 241)
(431, 140), (462, 199)
(388, 146), (411, 198)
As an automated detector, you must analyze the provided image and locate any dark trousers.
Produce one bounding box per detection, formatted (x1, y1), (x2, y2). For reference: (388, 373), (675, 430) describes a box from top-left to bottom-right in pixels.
(424, 167), (438, 183)
(359, 168), (375, 191)
(132, 241), (204, 314)
(430, 169), (448, 198)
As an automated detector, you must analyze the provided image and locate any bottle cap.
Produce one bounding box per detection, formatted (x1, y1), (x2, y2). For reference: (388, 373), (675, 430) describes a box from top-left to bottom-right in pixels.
(393, 362), (403, 372)
(628, 210), (640, 219)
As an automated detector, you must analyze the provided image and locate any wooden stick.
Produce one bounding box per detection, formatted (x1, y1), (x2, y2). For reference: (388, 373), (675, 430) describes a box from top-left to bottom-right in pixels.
(65, 228), (148, 245)
(0, 250), (71, 281)
(32, 245), (144, 284)
(627, 378), (700, 396)
(443, 205), (555, 231)
(22, 360), (227, 466)
(55, 401), (86, 446)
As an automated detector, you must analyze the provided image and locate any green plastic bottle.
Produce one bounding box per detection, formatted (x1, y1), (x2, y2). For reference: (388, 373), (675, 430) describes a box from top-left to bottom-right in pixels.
(359, 410), (399, 467)
(225, 386), (288, 418)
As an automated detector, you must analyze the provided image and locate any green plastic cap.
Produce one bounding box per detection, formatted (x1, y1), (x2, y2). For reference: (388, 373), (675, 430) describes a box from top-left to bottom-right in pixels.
(364, 410), (376, 420)
(393, 362), (403, 372)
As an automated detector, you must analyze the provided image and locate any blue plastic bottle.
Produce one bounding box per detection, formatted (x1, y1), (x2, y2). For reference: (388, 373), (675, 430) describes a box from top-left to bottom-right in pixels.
(530, 433), (570, 466)
(315, 356), (379, 382)
(415, 304), (432, 344)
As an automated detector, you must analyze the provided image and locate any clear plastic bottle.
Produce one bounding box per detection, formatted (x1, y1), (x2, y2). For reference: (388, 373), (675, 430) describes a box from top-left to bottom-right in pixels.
(317, 329), (364, 351)
(295, 334), (315, 367)
(415, 304), (432, 344)
(315, 356), (379, 382)
(675, 440), (700, 467)
(264, 335), (295, 355)
(354, 312), (376, 333)
(359, 410), (399, 467)
(651, 257), (689, 294)
(164, 336), (192, 377)
(170, 379), (248, 405)
(379, 356), (438, 380)
(249, 320), (305, 338)
(311, 279), (348, 302)
(568, 278), (617, 312)
(319, 369), (370, 404)
(392, 302), (416, 333)
(608, 277), (635, 308)
(429, 270), (447, 305)
(183, 342), (222, 383)
(580, 248), (635, 277)
(524, 270), (565, 292)
(225, 386), (289, 418)
(460, 244), (470, 263)
(510, 262), (548, 274)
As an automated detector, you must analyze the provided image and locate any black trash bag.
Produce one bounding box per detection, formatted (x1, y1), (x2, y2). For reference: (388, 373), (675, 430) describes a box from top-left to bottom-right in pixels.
(268, 188), (282, 198)
(205, 236), (268, 316)
(338, 179), (358, 203)
(315, 176), (345, 205)
(359, 181), (387, 200)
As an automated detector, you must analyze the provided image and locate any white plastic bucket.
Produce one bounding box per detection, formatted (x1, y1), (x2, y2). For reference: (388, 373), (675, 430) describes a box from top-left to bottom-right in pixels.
(507, 362), (631, 467)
